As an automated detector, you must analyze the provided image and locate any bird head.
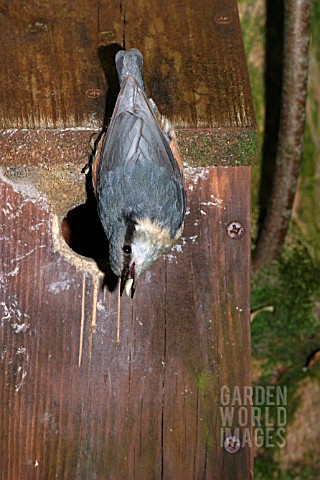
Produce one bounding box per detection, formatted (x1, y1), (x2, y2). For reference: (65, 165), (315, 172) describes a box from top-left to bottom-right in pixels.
(109, 217), (182, 298)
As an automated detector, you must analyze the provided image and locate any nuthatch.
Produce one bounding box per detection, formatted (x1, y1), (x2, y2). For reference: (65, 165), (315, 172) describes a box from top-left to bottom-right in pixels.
(92, 48), (186, 297)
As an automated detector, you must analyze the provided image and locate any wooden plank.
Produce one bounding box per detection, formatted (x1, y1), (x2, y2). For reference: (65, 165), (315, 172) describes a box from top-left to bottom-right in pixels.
(0, 166), (252, 479)
(0, 0), (256, 167)
(124, 0), (255, 129)
(0, 0), (254, 130)
(0, 0), (122, 129)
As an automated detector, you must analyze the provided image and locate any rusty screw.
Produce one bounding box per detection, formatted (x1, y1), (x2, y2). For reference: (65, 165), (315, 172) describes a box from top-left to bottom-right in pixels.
(85, 88), (102, 99)
(224, 435), (241, 453)
(226, 221), (245, 240)
(214, 13), (232, 24)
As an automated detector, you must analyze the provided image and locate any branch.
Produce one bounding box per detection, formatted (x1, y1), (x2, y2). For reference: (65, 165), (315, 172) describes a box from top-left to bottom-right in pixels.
(253, 0), (311, 273)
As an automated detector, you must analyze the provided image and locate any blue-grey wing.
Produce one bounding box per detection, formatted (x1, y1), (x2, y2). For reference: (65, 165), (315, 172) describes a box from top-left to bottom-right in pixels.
(97, 77), (186, 237)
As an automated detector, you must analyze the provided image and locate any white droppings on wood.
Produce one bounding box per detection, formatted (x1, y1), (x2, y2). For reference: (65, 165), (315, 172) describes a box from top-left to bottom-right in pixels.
(173, 244), (184, 253)
(211, 193), (224, 204)
(200, 197), (223, 208)
(13, 247), (40, 263)
(188, 235), (198, 244)
(7, 265), (20, 277)
(14, 347), (30, 392)
(15, 369), (28, 392)
(172, 237), (187, 253)
(165, 253), (177, 264)
(12, 323), (29, 334)
(16, 347), (27, 354)
(165, 231), (199, 262)
(143, 270), (154, 284)
(96, 301), (106, 312)
(1, 300), (30, 331)
(0, 168), (47, 207)
(0, 297), (31, 390)
(48, 280), (71, 294)
(30, 221), (47, 232)
(184, 167), (210, 184)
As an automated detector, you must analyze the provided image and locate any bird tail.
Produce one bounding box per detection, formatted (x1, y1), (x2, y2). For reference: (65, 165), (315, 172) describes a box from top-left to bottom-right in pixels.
(115, 48), (145, 91)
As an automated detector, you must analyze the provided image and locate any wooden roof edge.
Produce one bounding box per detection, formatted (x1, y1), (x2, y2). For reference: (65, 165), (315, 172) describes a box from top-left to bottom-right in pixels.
(0, 126), (257, 168)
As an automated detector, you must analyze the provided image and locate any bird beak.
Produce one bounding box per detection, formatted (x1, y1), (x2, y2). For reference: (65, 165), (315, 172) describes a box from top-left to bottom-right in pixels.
(120, 262), (136, 298)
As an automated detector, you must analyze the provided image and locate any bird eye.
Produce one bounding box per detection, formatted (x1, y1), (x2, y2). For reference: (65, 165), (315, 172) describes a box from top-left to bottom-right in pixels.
(123, 244), (132, 255)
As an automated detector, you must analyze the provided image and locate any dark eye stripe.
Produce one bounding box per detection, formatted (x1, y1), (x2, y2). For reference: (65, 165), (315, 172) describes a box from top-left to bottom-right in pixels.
(124, 216), (136, 244)
(121, 216), (135, 271)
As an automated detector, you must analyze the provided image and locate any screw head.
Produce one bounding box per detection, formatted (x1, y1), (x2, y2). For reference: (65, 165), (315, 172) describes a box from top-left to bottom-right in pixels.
(224, 435), (241, 453)
(214, 13), (232, 24)
(227, 221), (245, 240)
(85, 88), (102, 99)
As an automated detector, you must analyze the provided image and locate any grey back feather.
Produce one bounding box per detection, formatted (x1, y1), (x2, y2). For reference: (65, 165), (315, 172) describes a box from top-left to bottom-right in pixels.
(115, 49), (145, 91)
(96, 49), (186, 276)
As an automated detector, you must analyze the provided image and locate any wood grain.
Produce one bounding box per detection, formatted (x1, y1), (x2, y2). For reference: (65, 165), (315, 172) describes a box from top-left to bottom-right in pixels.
(124, 0), (255, 129)
(0, 167), (252, 479)
(0, 0), (254, 130)
(0, 0), (122, 129)
(0, 0), (256, 167)
(0, 0), (254, 477)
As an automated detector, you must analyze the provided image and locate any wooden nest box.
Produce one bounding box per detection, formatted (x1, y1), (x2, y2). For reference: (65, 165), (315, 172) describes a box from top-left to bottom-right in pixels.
(0, 0), (256, 478)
